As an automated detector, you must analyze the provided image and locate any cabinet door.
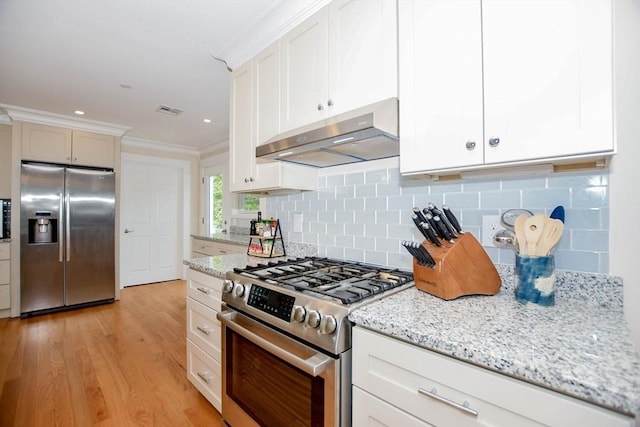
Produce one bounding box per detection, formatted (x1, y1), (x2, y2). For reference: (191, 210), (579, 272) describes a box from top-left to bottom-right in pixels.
(353, 386), (432, 427)
(0, 125), (11, 197)
(22, 122), (72, 164)
(482, 0), (613, 164)
(399, 0), (484, 175)
(328, 0), (398, 116)
(280, 7), (328, 132)
(72, 131), (115, 168)
(229, 61), (255, 192)
(253, 42), (285, 190)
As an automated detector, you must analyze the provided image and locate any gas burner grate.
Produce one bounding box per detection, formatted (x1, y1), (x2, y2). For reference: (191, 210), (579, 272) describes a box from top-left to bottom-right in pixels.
(232, 257), (414, 305)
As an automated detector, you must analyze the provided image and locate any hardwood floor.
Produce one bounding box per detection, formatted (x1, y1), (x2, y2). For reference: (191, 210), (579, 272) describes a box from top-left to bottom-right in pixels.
(0, 280), (223, 427)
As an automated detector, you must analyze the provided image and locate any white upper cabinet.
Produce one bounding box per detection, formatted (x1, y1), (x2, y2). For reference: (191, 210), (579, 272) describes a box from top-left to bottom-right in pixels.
(327, 0), (398, 117)
(229, 61), (256, 192)
(280, 7), (329, 132)
(21, 122), (116, 168)
(229, 53), (316, 193)
(280, 0), (398, 134)
(399, 0), (614, 176)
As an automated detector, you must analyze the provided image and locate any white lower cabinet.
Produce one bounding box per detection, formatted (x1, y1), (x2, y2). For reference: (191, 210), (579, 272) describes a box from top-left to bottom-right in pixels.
(186, 268), (223, 412)
(352, 327), (633, 427)
(190, 237), (244, 258)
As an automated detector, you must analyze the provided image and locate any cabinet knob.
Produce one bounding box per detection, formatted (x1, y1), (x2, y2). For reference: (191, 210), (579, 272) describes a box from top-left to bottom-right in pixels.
(465, 141), (476, 150)
(317, 103), (324, 111)
(327, 99), (334, 107)
(244, 177), (248, 183)
(249, 177), (254, 182)
(488, 137), (500, 147)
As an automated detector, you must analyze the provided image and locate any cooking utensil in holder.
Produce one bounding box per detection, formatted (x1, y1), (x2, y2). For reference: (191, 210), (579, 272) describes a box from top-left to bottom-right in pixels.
(413, 233), (501, 300)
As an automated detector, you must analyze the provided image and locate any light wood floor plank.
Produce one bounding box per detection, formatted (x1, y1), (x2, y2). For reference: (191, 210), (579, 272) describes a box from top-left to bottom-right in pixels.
(0, 280), (222, 426)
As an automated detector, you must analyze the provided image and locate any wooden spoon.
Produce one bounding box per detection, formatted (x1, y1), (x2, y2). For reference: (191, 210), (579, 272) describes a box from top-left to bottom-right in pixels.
(536, 218), (564, 256)
(524, 215), (546, 256)
(513, 214), (528, 254)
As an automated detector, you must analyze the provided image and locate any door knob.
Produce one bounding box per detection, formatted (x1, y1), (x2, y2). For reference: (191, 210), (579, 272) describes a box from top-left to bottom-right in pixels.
(124, 229), (134, 234)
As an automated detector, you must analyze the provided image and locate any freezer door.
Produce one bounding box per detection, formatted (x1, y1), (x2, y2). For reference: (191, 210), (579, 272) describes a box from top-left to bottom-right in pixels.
(65, 168), (116, 305)
(20, 164), (65, 313)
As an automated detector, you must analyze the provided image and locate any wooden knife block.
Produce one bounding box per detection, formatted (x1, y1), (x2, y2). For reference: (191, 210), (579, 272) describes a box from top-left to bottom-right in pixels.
(413, 233), (501, 300)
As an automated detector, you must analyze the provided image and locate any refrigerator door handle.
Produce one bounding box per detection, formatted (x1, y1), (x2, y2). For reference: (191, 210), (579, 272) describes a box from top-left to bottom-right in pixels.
(65, 193), (71, 262)
(59, 193), (64, 262)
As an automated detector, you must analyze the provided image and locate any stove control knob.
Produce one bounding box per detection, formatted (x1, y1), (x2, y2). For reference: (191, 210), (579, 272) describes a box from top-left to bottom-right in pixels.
(222, 280), (234, 294)
(320, 315), (337, 335)
(292, 306), (306, 323)
(233, 283), (245, 297)
(307, 310), (321, 328)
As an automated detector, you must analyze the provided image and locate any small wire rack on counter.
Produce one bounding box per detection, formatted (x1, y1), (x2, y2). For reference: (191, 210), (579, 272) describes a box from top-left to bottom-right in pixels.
(247, 218), (286, 258)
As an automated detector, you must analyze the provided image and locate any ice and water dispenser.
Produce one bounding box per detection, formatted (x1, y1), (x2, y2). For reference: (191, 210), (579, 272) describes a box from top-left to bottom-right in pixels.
(28, 212), (58, 244)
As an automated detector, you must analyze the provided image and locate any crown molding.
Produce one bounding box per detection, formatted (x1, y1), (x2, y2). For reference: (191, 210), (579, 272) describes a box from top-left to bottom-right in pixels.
(122, 136), (200, 155)
(220, 0), (330, 69)
(0, 103), (130, 136)
(199, 139), (229, 157)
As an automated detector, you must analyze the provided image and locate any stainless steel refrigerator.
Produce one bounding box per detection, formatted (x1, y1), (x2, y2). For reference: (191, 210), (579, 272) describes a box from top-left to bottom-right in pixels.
(20, 163), (115, 315)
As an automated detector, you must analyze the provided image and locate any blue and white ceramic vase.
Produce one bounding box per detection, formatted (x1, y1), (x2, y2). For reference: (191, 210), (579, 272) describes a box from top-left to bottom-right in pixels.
(514, 255), (556, 306)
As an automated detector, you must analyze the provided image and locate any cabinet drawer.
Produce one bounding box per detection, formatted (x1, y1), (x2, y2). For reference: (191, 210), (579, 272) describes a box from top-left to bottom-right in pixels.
(191, 239), (243, 257)
(0, 284), (9, 310)
(187, 268), (222, 311)
(0, 243), (9, 260)
(0, 260), (9, 284)
(353, 327), (632, 427)
(353, 386), (432, 427)
(187, 297), (221, 362)
(187, 339), (222, 412)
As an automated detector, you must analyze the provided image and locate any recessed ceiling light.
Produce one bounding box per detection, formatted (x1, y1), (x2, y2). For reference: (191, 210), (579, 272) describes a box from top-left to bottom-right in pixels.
(203, 119), (211, 123)
(120, 84), (132, 89)
(74, 110), (85, 115)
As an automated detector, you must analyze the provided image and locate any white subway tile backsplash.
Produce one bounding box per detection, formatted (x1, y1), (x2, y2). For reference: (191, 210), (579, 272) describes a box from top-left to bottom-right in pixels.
(345, 172), (365, 185)
(268, 167), (610, 274)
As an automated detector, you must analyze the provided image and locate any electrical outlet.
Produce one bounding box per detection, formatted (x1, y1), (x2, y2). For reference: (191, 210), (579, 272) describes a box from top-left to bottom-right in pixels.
(481, 215), (502, 246)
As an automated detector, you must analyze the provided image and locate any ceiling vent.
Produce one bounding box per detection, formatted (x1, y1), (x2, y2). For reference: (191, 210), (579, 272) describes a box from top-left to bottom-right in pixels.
(156, 105), (184, 116)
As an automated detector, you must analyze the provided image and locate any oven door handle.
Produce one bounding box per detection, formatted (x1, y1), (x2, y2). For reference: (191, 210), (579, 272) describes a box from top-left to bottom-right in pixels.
(218, 310), (334, 377)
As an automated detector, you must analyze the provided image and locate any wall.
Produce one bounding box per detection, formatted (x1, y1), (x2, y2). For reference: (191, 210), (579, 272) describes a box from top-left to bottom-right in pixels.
(266, 158), (609, 274)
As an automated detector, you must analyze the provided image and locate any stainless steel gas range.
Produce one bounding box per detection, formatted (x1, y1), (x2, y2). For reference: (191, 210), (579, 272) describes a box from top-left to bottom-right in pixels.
(217, 257), (414, 427)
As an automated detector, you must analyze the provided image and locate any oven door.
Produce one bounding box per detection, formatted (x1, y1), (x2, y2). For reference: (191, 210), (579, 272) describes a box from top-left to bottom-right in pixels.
(218, 309), (347, 427)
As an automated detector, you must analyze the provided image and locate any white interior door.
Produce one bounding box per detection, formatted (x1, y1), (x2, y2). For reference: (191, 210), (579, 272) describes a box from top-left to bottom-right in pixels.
(120, 156), (182, 287)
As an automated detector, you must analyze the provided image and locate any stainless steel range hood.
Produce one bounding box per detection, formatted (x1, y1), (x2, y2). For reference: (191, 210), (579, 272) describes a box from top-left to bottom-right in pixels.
(256, 97), (399, 168)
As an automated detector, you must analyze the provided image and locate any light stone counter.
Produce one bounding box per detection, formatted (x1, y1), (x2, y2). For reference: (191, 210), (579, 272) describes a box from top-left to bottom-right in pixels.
(349, 265), (640, 419)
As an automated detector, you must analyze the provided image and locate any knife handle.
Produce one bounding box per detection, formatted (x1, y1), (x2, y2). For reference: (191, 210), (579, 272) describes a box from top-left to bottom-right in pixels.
(413, 207), (428, 224)
(424, 213), (440, 237)
(412, 241), (435, 267)
(427, 204), (458, 238)
(442, 205), (463, 233)
(433, 216), (454, 242)
(422, 223), (442, 247)
(412, 215), (431, 240)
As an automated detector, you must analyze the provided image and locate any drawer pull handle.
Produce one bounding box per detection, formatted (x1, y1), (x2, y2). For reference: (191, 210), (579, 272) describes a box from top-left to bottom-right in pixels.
(418, 388), (478, 417)
(197, 371), (213, 383)
(196, 286), (210, 294)
(196, 325), (211, 335)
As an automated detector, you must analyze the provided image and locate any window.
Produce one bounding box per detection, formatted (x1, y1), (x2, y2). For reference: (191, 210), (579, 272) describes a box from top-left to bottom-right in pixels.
(240, 194), (260, 212)
(201, 159), (260, 235)
(210, 174), (223, 232)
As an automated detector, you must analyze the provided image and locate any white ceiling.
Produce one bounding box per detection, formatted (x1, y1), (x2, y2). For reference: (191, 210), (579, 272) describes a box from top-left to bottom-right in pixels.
(0, 0), (287, 150)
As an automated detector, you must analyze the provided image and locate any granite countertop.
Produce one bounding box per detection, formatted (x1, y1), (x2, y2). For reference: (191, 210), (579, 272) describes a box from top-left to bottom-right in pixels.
(185, 234), (317, 279)
(191, 232), (248, 246)
(349, 265), (640, 419)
